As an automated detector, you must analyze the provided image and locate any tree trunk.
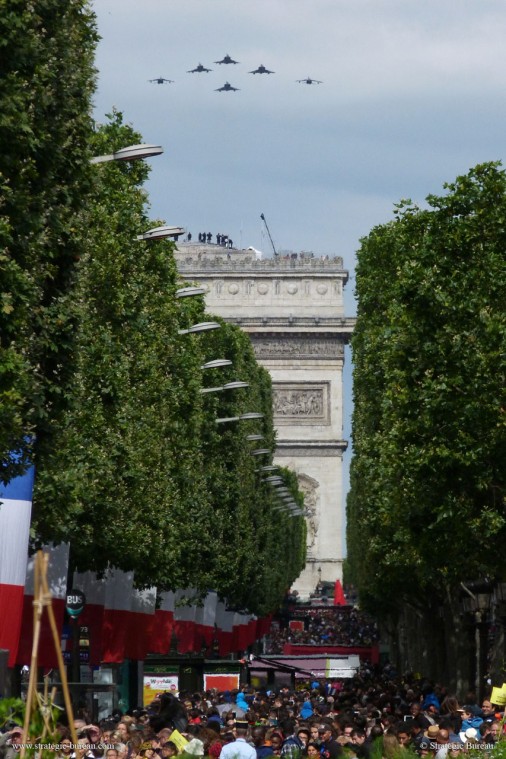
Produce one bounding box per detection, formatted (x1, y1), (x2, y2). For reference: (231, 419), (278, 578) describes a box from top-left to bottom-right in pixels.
(442, 585), (473, 697)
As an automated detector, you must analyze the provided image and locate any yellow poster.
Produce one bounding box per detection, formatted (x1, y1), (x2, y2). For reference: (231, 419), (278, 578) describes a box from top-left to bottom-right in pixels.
(169, 730), (189, 754)
(490, 686), (506, 706)
(143, 675), (179, 706)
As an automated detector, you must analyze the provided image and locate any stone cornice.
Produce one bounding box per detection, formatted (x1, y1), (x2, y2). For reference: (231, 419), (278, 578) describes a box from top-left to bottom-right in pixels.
(174, 247), (347, 278)
(275, 441), (348, 456)
(227, 316), (356, 333)
(178, 266), (348, 278)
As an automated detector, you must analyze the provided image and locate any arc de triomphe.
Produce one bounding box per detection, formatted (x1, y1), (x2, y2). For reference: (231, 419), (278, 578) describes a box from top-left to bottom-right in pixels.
(175, 244), (354, 599)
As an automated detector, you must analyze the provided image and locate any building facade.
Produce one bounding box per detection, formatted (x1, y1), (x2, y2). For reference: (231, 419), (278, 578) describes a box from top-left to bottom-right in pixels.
(174, 244), (354, 599)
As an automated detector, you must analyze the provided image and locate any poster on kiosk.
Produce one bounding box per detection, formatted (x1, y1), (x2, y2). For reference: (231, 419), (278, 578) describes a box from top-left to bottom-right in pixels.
(143, 674), (179, 706)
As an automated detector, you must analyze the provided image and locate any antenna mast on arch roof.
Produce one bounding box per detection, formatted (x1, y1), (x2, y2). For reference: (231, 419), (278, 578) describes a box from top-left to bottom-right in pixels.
(260, 213), (278, 257)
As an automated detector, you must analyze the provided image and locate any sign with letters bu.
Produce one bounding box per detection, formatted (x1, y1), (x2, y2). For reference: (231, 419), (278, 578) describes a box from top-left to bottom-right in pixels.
(66, 589), (86, 617)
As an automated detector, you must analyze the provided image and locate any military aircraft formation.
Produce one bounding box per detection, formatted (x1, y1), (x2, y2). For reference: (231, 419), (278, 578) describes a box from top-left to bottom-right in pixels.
(215, 54), (239, 65)
(297, 77), (323, 85)
(187, 63), (212, 73)
(149, 76), (175, 84)
(149, 54), (321, 91)
(250, 64), (274, 74)
(215, 82), (239, 92)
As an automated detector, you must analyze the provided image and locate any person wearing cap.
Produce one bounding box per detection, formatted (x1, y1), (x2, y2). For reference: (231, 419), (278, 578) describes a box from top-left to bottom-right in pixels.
(138, 742), (157, 759)
(459, 728), (480, 748)
(318, 724), (342, 759)
(424, 726), (440, 744)
(220, 721), (256, 759)
(460, 706), (483, 735)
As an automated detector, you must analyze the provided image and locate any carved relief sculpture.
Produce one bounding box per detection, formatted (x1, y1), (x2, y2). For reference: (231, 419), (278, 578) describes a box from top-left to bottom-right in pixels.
(298, 474), (320, 553)
(272, 383), (330, 425)
(251, 335), (344, 359)
(273, 388), (324, 417)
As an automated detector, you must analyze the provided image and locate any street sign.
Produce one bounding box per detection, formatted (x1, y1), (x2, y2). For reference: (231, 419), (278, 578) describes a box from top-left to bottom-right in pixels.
(66, 589), (86, 617)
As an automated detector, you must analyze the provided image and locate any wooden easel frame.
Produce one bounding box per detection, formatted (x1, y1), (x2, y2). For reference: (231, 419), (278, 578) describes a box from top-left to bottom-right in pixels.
(20, 550), (79, 759)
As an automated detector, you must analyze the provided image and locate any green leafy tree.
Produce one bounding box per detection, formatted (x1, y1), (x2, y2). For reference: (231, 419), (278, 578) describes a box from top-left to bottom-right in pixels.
(0, 0), (97, 480)
(348, 163), (506, 650)
(188, 311), (306, 614)
(34, 113), (306, 613)
(33, 114), (209, 590)
(0, 0), (305, 619)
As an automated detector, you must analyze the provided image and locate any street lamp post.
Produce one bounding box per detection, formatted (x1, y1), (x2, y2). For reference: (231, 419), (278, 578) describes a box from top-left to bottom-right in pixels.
(461, 581), (492, 699)
(176, 286), (208, 299)
(137, 225), (185, 241)
(200, 381), (249, 395)
(90, 143), (163, 164)
(178, 321), (221, 336)
(201, 359), (232, 370)
(216, 412), (264, 424)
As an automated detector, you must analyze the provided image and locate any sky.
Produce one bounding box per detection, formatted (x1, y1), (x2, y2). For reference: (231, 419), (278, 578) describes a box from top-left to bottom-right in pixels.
(91, 0), (506, 536)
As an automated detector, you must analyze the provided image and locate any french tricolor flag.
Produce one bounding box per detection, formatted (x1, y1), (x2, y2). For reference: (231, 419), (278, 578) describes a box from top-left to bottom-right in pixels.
(195, 591), (218, 647)
(101, 569), (134, 663)
(215, 601), (234, 656)
(149, 591), (175, 654)
(126, 586), (157, 660)
(173, 589), (198, 654)
(0, 467), (34, 665)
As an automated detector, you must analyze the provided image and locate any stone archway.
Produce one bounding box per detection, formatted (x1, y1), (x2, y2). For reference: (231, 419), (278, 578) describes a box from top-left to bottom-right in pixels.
(174, 242), (354, 599)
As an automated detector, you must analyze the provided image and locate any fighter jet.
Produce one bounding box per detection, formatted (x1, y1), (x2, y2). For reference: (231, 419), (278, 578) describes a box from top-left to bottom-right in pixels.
(149, 77), (174, 84)
(215, 54), (239, 65)
(249, 64), (274, 74)
(297, 77), (323, 85)
(215, 82), (239, 92)
(187, 63), (213, 73)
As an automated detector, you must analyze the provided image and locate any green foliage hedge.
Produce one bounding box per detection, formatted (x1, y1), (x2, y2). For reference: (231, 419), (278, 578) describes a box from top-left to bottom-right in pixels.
(348, 162), (506, 614)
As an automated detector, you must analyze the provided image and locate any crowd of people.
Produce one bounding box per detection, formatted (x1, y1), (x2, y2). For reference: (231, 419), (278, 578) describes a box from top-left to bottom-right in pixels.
(2, 666), (504, 759)
(266, 609), (379, 654)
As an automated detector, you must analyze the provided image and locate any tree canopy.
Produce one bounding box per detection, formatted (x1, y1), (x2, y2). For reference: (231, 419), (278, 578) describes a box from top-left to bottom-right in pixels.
(0, 0), (306, 616)
(32, 113), (306, 615)
(348, 162), (506, 615)
(0, 0), (97, 481)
